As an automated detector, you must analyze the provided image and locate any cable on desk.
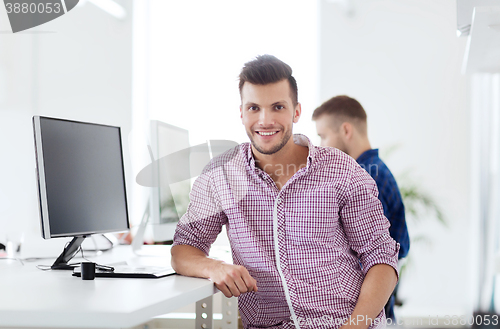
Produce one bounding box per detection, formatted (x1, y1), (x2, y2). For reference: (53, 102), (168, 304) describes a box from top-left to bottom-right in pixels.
(0, 257), (24, 265)
(36, 264), (52, 271)
(79, 245), (114, 272)
(80, 235), (114, 253)
(5, 236), (114, 267)
(35, 245), (114, 272)
(23, 256), (59, 262)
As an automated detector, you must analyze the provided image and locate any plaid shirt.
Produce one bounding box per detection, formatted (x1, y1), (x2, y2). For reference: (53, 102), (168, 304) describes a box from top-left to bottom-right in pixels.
(173, 134), (399, 329)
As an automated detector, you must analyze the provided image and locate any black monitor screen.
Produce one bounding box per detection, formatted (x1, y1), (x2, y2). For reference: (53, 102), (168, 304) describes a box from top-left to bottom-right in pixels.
(34, 116), (129, 238)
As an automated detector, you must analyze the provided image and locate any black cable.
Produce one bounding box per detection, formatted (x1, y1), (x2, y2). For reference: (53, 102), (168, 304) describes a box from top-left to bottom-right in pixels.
(35, 246), (89, 271)
(79, 246), (114, 272)
(33, 242), (114, 272)
(81, 247), (113, 253)
(81, 234), (114, 253)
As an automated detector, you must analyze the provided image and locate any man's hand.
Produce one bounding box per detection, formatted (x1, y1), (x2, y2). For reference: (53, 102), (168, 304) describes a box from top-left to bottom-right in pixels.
(171, 245), (258, 298)
(209, 263), (258, 298)
(340, 264), (398, 329)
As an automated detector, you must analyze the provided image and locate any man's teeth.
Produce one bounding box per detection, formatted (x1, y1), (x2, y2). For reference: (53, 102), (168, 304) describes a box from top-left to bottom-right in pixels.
(258, 131), (278, 136)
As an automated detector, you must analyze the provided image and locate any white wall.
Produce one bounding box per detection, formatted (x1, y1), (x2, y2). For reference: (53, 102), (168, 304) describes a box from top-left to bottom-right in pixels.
(319, 0), (471, 318)
(0, 0), (133, 249)
(470, 73), (500, 312)
(145, 0), (319, 147)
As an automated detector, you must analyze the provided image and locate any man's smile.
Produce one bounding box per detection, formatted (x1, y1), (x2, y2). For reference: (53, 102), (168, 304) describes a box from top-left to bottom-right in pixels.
(255, 130), (279, 136)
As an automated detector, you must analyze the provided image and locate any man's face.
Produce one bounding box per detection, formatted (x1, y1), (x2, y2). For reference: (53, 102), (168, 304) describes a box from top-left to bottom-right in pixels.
(240, 79), (300, 155)
(315, 114), (348, 153)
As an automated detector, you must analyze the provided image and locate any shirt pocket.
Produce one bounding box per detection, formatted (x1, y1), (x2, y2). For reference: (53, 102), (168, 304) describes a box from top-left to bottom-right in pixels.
(285, 189), (341, 248)
(292, 257), (346, 303)
(336, 257), (364, 303)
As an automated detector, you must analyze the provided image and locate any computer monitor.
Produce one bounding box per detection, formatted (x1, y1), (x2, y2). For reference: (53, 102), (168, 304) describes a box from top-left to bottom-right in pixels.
(33, 116), (130, 269)
(149, 120), (191, 243)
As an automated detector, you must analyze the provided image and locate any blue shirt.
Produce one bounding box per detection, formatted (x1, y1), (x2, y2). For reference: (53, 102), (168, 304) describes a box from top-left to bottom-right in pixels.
(357, 149), (410, 259)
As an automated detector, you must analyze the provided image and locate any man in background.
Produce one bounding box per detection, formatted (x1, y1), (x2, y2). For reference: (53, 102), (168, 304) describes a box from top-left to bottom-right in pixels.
(312, 95), (410, 321)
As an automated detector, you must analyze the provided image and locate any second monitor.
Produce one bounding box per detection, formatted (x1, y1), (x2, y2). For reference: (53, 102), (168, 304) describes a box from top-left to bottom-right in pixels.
(149, 120), (191, 243)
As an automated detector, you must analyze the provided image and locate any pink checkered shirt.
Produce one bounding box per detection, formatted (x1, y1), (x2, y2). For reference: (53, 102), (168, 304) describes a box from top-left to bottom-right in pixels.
(173, 134), (399, 329)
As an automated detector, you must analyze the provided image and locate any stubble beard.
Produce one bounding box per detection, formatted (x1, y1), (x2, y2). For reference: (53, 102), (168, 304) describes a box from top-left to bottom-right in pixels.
(248, 126), (293, 155)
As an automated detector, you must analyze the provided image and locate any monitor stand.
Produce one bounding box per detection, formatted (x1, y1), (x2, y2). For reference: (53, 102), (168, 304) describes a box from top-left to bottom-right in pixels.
(51, 236), (86, 270)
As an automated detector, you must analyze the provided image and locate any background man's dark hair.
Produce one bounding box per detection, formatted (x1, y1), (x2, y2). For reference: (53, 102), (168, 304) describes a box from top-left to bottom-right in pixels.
(239, 55), (298, 107)
(312, 95), (368, 134)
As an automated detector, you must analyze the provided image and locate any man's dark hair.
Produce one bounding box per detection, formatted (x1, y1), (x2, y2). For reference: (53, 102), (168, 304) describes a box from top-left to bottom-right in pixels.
(312, 95), (367, 134)
(239, 55), (298, 106)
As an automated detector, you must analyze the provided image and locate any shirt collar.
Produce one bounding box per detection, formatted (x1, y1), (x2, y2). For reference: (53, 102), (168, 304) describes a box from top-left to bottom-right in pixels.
(356, 148), (379, 163)
(243, 134), (316, 172)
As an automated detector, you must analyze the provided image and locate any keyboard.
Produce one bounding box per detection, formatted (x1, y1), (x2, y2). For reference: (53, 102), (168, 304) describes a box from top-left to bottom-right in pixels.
(72, 265), (176, 279)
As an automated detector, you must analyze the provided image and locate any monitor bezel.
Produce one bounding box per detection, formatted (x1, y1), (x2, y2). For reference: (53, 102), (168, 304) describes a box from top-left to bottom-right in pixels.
(149, 120), (190, 242)
(33, 115), (130, 239)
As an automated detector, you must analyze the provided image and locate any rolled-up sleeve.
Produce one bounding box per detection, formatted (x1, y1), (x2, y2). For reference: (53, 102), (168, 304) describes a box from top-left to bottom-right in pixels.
(172, 163), (226, 256)
(340, 165), (400, 277)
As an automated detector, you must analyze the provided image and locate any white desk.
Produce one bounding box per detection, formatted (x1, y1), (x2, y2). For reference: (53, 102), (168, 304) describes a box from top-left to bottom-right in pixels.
(0, 245), (237, 329)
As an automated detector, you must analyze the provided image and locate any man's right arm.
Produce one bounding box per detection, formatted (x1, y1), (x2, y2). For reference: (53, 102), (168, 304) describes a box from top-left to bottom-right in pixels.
(170, 157), (257, 298)
(171, 244), (258, 297)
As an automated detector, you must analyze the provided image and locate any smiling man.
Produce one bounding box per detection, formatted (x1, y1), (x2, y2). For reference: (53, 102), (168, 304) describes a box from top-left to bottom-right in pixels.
(171, 55), (399, 329)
